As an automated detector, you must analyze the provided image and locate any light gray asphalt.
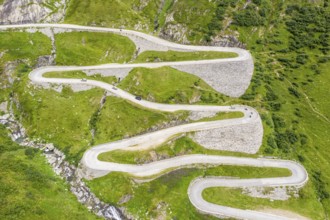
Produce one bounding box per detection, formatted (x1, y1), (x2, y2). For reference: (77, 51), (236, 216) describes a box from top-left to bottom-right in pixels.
(0, 24), (309, 220)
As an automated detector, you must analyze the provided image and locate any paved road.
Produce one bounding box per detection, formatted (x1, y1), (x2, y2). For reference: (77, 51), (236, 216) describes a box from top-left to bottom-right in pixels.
(0, 24), (308, 220)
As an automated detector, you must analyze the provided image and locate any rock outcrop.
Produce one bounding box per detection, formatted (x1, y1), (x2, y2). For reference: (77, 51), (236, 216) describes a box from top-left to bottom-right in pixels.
(0, 0), (68, 24)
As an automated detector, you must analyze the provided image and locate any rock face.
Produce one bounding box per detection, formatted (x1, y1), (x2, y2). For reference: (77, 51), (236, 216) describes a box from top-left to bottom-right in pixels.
(159, 23), (191, 45)
(1, 99), (124, 220)
(211, 35), (246, 49)
(0, 0), (68, 24)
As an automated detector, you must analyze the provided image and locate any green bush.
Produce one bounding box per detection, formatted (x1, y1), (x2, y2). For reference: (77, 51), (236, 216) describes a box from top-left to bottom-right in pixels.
(24, 148), (39, 159)
(272, 114), (286, 129)
(234, 5), (265, 26)
(288, 87), (301, 98)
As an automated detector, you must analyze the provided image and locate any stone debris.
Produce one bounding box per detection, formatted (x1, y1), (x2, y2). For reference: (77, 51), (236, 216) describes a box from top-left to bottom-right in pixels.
(1, 102), (124, 220)
(33, 82), (63, 93)
(242, 186), (299, 201)
(143, 119), (189, 136)
(172, 58), (254, 98)
(192, 115), (263, 154)
(2, 61), (18, 87)
(211, 34), (246, 48)
(159, 23), (191, 45)
(0, 101), (8, 113)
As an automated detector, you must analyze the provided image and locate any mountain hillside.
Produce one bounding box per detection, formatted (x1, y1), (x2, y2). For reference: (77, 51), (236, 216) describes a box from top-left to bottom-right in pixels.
(0, 0), (329, 219)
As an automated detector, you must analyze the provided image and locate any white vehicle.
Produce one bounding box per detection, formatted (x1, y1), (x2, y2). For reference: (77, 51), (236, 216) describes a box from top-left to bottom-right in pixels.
(81, 78), (87, 82)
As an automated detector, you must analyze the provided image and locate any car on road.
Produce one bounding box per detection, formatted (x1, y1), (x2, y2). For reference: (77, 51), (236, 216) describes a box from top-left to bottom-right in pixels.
(135, 96), (142, 101)
(81, 78), (87, 82)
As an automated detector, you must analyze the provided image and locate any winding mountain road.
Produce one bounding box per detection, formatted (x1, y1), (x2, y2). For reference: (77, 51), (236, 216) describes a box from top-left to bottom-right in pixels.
(0, 24), (308, 220)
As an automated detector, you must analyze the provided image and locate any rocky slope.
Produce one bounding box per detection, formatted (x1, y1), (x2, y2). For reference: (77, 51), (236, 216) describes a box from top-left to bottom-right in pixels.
(0, 100), (124, 220)
(0, 0), (68, 24)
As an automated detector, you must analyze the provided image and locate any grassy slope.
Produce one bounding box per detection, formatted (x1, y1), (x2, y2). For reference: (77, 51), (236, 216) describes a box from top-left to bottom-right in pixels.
(98, 134), (251, 165)
(64, 0), (160, 31)
(0, 31), (187, 164)
(1, 1), (329, 219)
(93, 96), (188, 145)
(98, 116), (246, 165)
(14, 75), (185, 163)
(134, 50), (237, 63)
(14, 78), (104, 163)
(86, 166), (290, 220)
(200, 0), (330, 218)
(55, 32), (136, 65)
(86, 1), (329, 219)
(162, 0), (217, 42)
(63, 0), (227, 42)
(0, 126), (99, 220)
(118, 66), (228, 104)
(0, 32), (52, 64)
(63, 0), (243, 43)
(0, 31), (51, 100)
(203, 182), (323, 219)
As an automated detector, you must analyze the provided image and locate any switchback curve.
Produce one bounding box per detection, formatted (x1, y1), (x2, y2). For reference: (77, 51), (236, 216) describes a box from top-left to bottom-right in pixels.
(0, 24), (308, 220)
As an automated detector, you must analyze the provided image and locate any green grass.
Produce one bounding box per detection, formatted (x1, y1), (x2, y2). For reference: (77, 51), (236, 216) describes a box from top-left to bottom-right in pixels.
(118, 66), (229, 104)
(65, 0), (158, 31)
(55, 32), (136, 65)
(93, 96), (188, 145)
(64, 0), (237, 43)
(1, 1), (329, 219)
(86, 166), (290, 219)
(14, 78), (104, 163)
(195, 111), (244, 122)
(157, 0), (175, 29)
(0, 31), (51, 64)
(44, 71), (118, 85)
(98, 136), (256, 164)
(210, 1), (330, 217)
(164, 0), (217, 42)
(91, 2), (330, 218)
(203, 181), (323, 219)
(134, 50), (238, 63)
(0, 125), (100, 220)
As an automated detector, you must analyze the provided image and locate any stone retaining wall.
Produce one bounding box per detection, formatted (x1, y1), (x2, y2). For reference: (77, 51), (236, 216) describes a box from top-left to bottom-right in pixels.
(192, 116), (263, 154)
(172, 59), (254, 97)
